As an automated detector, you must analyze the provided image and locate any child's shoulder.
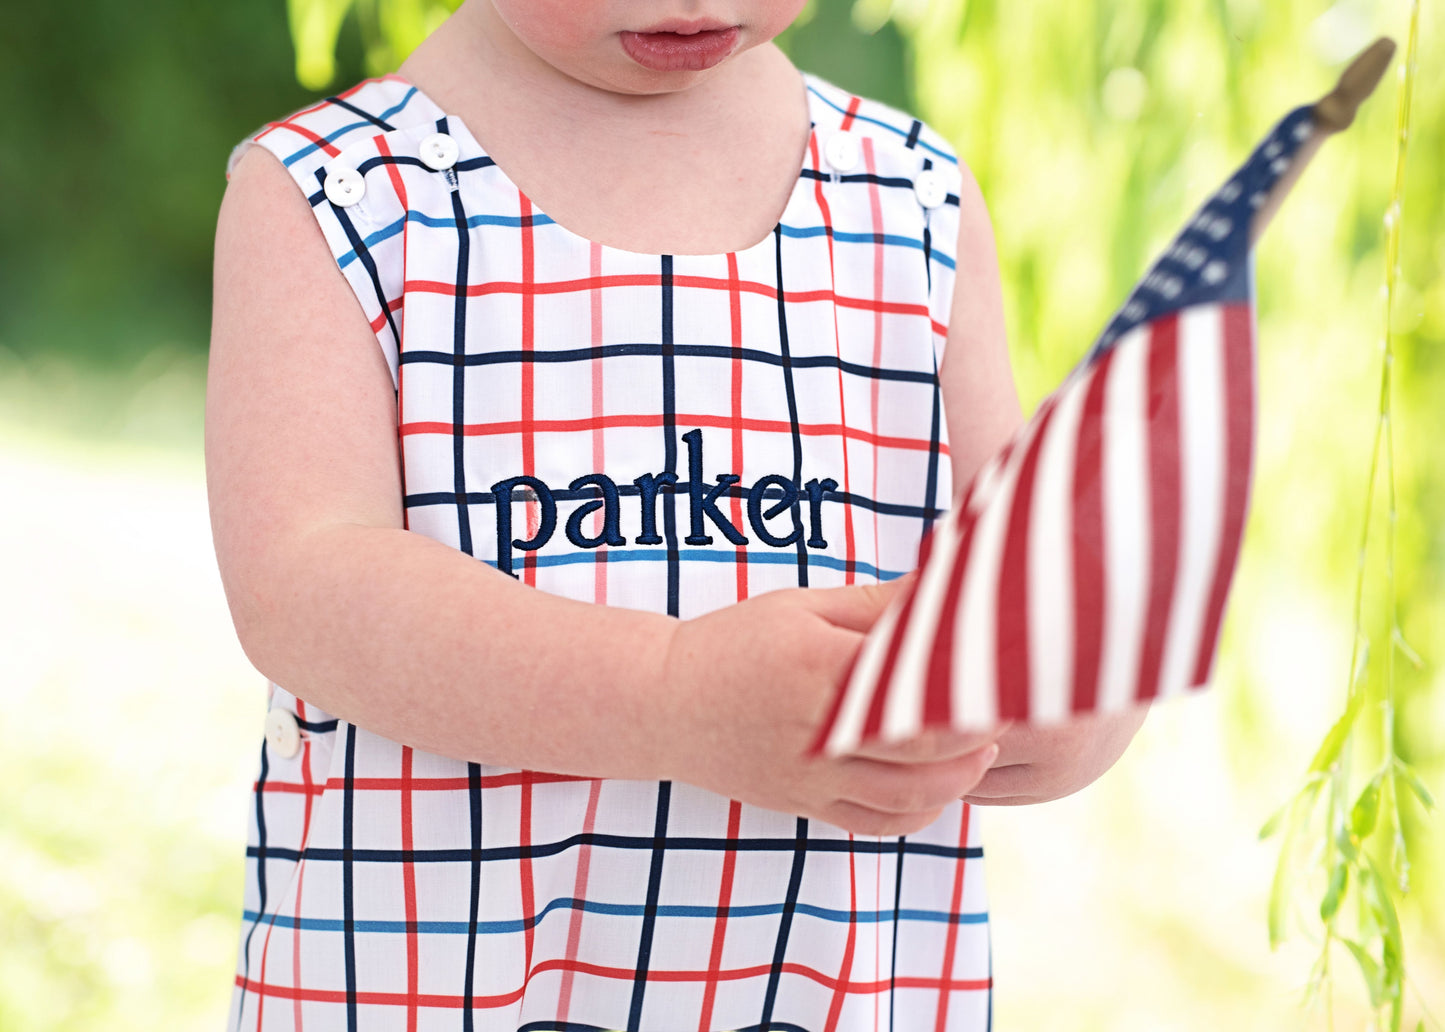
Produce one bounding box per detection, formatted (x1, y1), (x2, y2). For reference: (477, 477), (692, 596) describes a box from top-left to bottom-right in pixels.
(226, 75), (443, 189)
(800, 73), (960, 171)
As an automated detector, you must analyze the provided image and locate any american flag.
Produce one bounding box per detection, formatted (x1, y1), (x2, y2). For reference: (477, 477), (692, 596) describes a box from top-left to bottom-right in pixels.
(817, 104), (1321, 755)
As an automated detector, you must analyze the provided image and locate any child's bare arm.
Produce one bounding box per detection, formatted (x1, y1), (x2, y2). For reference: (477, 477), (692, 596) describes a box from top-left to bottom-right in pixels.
(938, 158), (1150, 806)
(208, 147), (997, 833)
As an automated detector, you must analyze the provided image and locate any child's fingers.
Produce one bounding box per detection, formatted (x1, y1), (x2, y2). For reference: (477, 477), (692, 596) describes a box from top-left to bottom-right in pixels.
(819, 799), (948, 838)
(829, 743), (1000, 820)
(803, 571), (919, 634)
(847, 723), (1011, 765)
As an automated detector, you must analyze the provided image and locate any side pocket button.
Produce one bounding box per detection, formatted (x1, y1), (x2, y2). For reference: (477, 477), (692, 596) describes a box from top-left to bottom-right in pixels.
(265, 708), (302, 759)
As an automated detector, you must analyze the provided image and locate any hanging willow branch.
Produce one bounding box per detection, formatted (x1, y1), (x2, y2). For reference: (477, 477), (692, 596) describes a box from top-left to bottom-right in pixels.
(287, 0), (460, 89)
(1258, 6), (1433, 1031)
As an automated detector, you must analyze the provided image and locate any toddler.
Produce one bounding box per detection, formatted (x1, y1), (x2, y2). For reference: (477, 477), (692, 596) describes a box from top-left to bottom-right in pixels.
(208, 2), (1148, 1028)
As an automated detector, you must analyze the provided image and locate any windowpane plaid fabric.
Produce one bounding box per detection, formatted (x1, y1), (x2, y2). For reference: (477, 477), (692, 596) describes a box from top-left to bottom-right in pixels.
(225, 74), (991, 1031)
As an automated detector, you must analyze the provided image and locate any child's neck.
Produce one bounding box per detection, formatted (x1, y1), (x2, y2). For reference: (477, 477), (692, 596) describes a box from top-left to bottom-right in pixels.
(397, 4), (812, 255)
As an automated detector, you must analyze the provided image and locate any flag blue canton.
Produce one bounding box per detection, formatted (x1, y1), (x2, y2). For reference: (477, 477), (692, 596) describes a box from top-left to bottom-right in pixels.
(1087, 104), (1317, 365)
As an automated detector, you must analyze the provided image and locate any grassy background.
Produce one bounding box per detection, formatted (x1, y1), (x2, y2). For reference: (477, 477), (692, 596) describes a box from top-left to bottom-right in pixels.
(1, 0), (1441, 1027)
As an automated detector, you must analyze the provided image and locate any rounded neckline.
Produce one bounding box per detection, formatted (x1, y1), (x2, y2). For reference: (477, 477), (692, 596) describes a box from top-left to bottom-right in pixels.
(385, 71), (823, 260)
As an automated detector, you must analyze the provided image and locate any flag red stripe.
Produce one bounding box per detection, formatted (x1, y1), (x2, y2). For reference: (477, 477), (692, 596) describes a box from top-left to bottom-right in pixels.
(1070, 353), (1117, 714)
(1192, 302), (1255, 684)
(921, 437), (1020, 728)
(858, 573), (928, 741)
(1136, 316), (1182, 701)
(922, 487), (986, 728)
(994, 397), (1062, 722)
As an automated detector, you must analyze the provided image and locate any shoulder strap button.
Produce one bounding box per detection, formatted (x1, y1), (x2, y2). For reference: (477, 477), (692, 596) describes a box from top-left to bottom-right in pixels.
(914, 168), (948, 209)
(824, 131), (861, 173)
(323, 167), (366, 207)
(420, 132), (460, 172)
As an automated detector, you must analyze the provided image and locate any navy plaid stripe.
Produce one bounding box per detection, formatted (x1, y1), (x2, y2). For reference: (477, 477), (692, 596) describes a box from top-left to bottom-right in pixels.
(760, 818), (810, 1026)
(398, 341), (944, 379)
(463, 761), (484, 1032)
(245, 839), (985, 864)
(232, 742), (268, 1032)
(659, 255), (681, 616)
(627, 782), (672, 1030)
(773, 226), (811, 587)
(341, 725), (359, 1031)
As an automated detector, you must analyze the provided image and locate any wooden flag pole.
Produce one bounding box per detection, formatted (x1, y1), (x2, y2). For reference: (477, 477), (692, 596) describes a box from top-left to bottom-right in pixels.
(1249, 37), (1397, 246)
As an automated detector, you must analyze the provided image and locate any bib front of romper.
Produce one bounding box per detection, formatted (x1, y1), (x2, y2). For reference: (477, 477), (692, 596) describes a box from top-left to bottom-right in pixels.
(226, 73), (991, 1032)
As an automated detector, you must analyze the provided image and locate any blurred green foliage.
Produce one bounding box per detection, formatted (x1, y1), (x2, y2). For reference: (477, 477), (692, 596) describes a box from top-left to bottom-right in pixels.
(1, 2), (330, 366)
(2, 0), (1440, 1028)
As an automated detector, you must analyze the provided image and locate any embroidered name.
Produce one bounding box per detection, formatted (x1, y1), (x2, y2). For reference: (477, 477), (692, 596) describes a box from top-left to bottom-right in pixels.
(491, 429), (838, 577)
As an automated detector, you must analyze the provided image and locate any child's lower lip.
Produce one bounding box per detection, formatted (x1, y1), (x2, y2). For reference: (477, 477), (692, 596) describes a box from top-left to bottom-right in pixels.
(619, 27), (740, 72)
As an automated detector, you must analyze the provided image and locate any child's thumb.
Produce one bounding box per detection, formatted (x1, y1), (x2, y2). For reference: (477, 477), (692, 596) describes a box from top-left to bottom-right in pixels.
(811, 570), (919, 635)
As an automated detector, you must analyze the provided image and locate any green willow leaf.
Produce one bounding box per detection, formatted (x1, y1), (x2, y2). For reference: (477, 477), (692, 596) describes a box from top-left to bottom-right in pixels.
(1260, 775), (1327, 840)
(1395, 760), (1436, 811)
(1320, 862), (1348, 922)
(1266, 786), (1324, 948)
(1307, 688), (1366, 776)
(1335, 823), (1359, 862)
(1392, 627), (1423, 668)
(1302, 950), (1328, 1010)
(1363, 856), (1405, 947)
(1268, 824), (1301, 949)
(1351, 776), (1384, 839)
(1340, 937), (1386, 1009)
(1258, 800), (1290, 840)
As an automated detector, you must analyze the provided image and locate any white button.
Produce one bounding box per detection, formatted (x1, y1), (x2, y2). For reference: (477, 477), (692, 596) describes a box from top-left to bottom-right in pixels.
(323, 167), (366, 207)
(420, 132), (459, 171)
(265, 708), (302, 759)
(824, 131), (860, 173)
(914, 169), (948, 209)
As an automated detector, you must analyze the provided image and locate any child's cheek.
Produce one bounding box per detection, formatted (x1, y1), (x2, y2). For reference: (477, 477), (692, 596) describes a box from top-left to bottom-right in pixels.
(764, 0), (812, 35)
(494, 0), (610, 53)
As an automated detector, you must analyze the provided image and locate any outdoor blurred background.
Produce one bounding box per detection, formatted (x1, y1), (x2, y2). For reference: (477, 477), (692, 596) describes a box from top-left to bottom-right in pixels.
(1, 0), (1441, 1028)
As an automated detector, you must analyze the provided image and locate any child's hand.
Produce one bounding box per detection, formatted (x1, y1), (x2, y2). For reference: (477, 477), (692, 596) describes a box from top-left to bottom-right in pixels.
(657, 578), (1004, 837)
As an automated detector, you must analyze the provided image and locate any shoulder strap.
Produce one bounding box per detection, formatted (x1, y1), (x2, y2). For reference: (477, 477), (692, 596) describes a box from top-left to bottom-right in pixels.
(804, 75), (967, 364)
(227, 77), (438, 392)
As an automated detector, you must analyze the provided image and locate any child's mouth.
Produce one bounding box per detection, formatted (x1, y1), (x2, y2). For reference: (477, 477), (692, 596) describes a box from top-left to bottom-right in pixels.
(619, 26), (741, 73)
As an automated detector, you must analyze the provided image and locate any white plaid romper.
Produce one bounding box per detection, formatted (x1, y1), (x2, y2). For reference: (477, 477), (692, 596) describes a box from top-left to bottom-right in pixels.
(225, 71), (991, 1032)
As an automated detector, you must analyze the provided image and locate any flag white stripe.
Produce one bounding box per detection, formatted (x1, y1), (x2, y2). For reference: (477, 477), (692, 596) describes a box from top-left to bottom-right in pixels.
(1159, 306), (1228, 697)
(825, 588), (906, 755)
(1097, 327), (1152, 714)
(1027, 376), (1088, 725)
(953, 419), (1039, 731)
(879, 505), (969, 742)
